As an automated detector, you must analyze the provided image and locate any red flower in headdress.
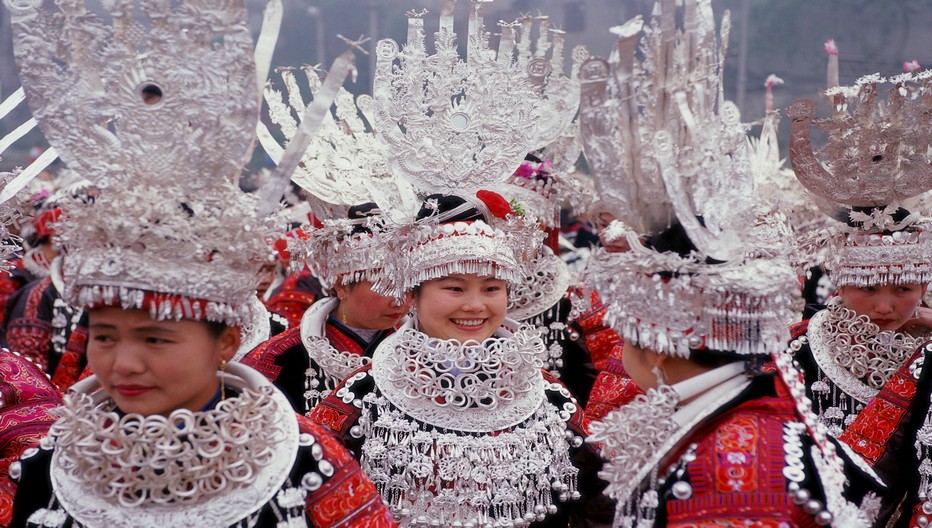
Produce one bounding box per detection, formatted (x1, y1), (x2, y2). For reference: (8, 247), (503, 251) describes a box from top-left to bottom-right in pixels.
(475, 190), (512, 219)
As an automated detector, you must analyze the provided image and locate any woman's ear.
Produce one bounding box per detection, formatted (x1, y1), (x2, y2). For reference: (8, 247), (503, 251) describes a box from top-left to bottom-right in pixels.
(333, 281), (348, 301)
(218, 325), (242, 362)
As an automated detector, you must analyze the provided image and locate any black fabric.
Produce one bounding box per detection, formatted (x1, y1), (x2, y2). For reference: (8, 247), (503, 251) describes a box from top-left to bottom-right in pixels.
(643, 220), (724, 266)
(416, 194), (485, 223)
(347, 201), (383, 235)
(271, 316), (390, 415)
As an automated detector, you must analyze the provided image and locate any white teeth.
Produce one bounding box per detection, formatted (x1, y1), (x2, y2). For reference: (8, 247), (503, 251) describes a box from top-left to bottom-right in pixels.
(452, 319), (484, 327)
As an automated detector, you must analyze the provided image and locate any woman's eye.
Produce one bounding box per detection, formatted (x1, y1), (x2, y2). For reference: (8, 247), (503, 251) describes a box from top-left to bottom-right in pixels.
(92, 335), (115, 343)
(146, 337), (171, 345)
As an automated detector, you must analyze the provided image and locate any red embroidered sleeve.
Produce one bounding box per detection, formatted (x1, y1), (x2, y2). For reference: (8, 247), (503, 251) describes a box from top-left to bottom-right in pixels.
(240, 326), (303, 381)
(583, 344), (642, 432)
(0, 351), (62, 526)
(839, 348), (922, 465)
(297, 416), (396, 527)
(569, 288), (621, 371)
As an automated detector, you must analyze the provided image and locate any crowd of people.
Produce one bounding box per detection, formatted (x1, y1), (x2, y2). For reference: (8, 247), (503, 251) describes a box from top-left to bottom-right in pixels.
(0, 0), (929, 527)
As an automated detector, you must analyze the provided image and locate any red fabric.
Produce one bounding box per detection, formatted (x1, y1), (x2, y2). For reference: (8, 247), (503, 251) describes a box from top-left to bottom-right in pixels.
(475, 190), (512, 219)
(51, 324), (89, 391)
(665, 378), (819, 527)
(4, 278), (54, 371)
(296, 415), (396, 527)
(569, 288), (620, 371)
(264, 269), (318, 328)
(241, 326), (303, 381)
(839, 347), (922, 465)
(87, 291), (217, 321)
(583, 343), (642, 433)
(0, 351), (62, 526)
(308, 364), (371, 438)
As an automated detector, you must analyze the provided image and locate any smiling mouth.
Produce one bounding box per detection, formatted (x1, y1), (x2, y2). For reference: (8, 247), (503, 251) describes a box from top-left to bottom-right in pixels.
(451, 318), (486, 328)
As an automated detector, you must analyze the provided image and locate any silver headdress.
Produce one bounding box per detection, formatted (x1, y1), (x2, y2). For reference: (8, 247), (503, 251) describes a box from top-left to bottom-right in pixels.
(788, 56), (932, 287)
(494, 16), (587, 229)
(0, 88), (39, 270)
(371, 0), (548, 295)
(259, 66), (416, 290)
(579, 0), (799, 358)
(6, 0), (351, 325)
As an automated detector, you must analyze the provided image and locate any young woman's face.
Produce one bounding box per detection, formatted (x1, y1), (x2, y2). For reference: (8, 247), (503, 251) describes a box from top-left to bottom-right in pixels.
(334, 280), (412, 330)
(415, 273), (507, 342)
(839, 283), (928, 332)
(87, 307), (240, 416)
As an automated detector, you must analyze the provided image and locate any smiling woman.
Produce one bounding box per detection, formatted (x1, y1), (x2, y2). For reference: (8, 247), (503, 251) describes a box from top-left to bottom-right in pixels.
(415, 274), (507, 342)
(310, 193), (597, 527)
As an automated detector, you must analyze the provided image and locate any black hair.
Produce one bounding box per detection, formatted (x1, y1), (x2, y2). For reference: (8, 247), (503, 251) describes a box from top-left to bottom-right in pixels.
(347, 202), (383, 235)
(688, 348), (766, 373)
(416, 194), (486, 222)
(204, 320), (228, 339)
(643, 220), (725, 271)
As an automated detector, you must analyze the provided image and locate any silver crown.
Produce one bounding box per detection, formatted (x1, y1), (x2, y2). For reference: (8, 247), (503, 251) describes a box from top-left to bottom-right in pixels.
(495, 16), (589, 228)
(372, 0), (551, 199)
(788, 69), (932, 207)
(788, 47), (932, 287)
(260, 65), (418, 222)
(260, 65), (417, 289)
(7, 0), (284, 324)
(580, 0), (799, 358)
(371, 1), (550, 295)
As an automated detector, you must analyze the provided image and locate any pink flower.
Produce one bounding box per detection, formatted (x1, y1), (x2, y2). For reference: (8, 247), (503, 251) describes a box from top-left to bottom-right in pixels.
(514, 161), (536, 178)
(824, 39), (838, 56)
(904, 59), (921, 72)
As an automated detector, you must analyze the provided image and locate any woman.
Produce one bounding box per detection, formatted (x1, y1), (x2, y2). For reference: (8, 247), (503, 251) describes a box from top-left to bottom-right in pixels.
(310, 195), (592, 527)
(578, 1), (881, 525)
(243, 203), (411, 414)
(5, 1), (392, 526)
(785, 67), (932, 524)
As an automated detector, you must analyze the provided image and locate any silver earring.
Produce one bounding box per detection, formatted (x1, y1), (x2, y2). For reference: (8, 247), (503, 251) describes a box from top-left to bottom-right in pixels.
(651, 365), (666, 388)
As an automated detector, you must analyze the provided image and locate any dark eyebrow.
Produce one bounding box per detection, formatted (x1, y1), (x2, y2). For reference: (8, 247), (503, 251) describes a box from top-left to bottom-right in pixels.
(88, 323), (181, 335)
(131, 325), (182, 335)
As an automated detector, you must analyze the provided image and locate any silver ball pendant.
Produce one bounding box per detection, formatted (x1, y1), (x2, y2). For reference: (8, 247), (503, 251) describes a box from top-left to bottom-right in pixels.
(671, 481), (693, 500)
